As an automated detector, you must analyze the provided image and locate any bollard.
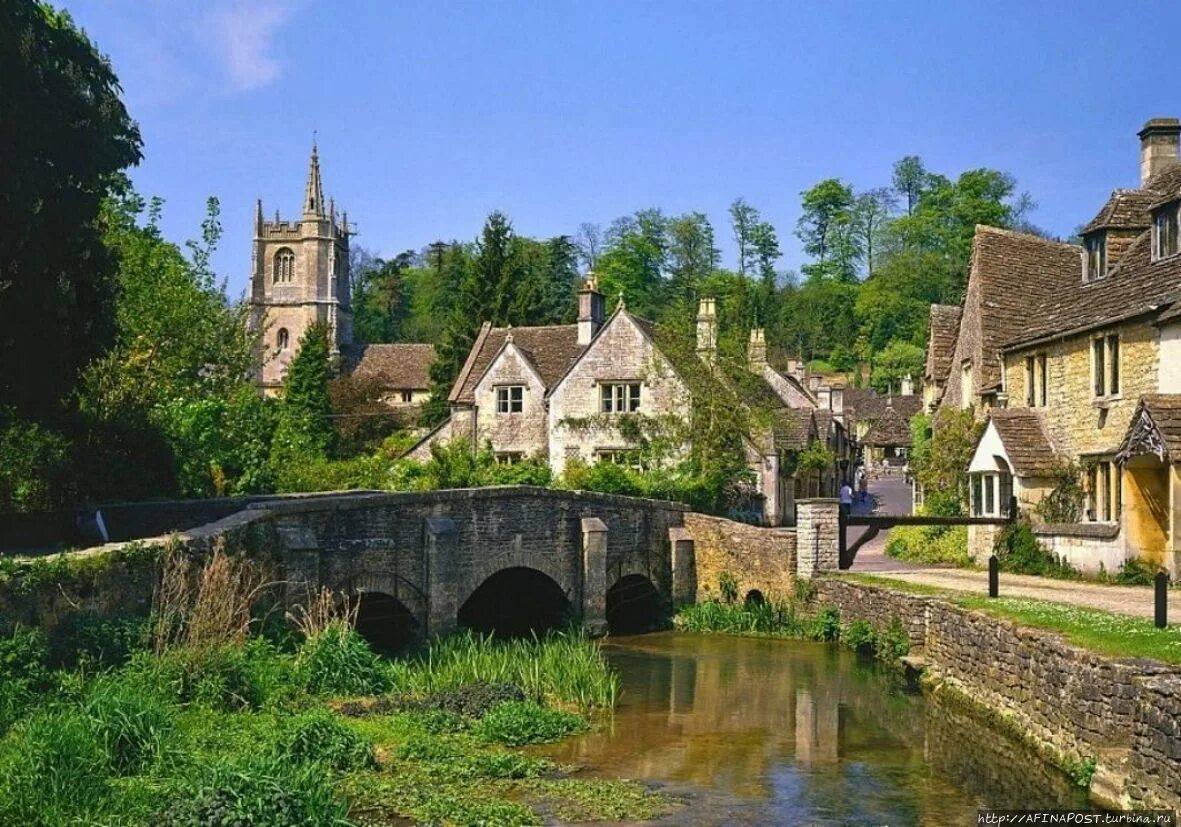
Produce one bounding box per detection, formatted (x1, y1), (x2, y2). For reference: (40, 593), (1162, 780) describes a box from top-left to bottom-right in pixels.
(989, 555), (999, 599)
(1155, 571), (1169, 629)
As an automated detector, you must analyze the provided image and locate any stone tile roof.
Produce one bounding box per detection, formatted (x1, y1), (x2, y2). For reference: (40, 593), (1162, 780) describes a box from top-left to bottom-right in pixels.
(448, 323), (585, 404)
(861, 403), (913, 448)
(773, 408), (816, 451)
(924, 304), (962, 384)
(1118, 394), (1181, 462)
(999, 165), (1181, 352)
(968, 226), (1083, 390)
(843, 389), (922, 428)
(352, 343), (436, 389)
(986, 408), (1059, 477)
(1082, 189), (1155, 234)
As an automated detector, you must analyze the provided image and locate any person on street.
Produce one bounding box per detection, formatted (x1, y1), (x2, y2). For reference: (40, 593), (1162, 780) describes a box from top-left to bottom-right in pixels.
(839, 480), (853, 519)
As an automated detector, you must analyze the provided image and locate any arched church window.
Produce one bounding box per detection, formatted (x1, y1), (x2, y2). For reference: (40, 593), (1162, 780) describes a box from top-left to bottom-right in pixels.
(277, 328), (289, 350)
(274, 248), (295, 283)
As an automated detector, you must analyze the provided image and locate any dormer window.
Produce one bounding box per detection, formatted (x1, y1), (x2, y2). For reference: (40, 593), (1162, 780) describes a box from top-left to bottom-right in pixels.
(1084, 234), (1107, 282)
(1154, 203), (1180, 260)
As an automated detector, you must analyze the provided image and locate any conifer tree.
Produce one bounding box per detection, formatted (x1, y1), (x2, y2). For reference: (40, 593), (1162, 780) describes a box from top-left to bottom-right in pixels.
(273, 322), (335, 458)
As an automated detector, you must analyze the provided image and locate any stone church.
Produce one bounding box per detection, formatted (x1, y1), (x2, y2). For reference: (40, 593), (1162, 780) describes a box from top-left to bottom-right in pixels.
(250, 144), (435, 408)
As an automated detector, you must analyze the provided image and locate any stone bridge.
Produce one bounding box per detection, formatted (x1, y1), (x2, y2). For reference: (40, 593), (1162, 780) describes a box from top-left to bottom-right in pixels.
(1, 487), (840, 647)
(234, 487), (840, 645)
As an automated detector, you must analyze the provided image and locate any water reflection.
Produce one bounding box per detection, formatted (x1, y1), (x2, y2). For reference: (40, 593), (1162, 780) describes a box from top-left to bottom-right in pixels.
(541, 633), (1088, 826)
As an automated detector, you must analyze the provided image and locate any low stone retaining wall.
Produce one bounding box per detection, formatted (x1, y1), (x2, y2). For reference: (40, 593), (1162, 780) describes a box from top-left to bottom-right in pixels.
(1033, 523), (1126, 575)
(812, 577), (1181, 812)
(682, 513), (796, 602)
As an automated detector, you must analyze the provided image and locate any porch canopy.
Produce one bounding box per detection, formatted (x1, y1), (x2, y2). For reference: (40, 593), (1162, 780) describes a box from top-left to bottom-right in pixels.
(1116, 394), (1181, 464)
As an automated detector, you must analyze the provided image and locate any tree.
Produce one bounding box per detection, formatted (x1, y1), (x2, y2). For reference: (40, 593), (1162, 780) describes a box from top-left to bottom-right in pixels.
(595, 209), (668, 319)
(729, 198), (759, 276)
(0, 1), (143, 420)
(892, 155), (927, 216)
(851, 187), (897, 276)
(353, 252), (414, 343)
(575, 222), (601, 269)
(273, 322), (336, 459)
(913, 407), (982, 516)
(869, 339), (924, 393)
(796, 179), (860, 282)
(750, 220), (781, 325)
(667, 212), (718, 314)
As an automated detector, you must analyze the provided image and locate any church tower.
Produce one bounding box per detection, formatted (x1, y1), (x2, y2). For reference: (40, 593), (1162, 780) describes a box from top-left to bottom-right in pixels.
(250, 139), (353, 395)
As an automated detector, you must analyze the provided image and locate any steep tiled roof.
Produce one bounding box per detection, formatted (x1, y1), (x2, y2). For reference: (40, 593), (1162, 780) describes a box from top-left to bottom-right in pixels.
(924, 304), (962, 383)
(773, 408), (816, 451)
(843, 389), (922, 426)
(448, 324), (585, 404)
(1082, 189), (1155, 234)
(861, 404), (913, 448)
(1118, 394), (1181, 462)
(969, 226), (1083, 390)
(352, 343), (436, 389)
(987, 408), (1058, 477)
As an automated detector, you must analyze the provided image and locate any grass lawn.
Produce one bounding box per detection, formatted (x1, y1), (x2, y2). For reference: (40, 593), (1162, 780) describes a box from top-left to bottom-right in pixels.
(844, 573), (1181, 666)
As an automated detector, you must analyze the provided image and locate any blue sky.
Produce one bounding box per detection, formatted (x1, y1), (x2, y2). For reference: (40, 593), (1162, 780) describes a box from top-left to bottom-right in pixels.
(67, 0), (1179, 297)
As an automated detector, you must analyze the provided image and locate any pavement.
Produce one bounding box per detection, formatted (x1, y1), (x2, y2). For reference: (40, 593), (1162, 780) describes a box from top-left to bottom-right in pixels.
(843, 476), (1165, 621)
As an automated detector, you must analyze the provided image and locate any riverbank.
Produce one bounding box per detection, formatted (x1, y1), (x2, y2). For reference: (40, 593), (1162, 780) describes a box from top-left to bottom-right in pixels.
(0, 620), (676, 826)
(810, 576), (1181, 812)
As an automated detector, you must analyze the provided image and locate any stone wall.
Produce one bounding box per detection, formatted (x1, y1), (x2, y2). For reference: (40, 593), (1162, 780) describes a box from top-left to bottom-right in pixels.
(1033, 523), (1126, 574)
(812, 577), (1181, 811)
(682, 512), (796, 601)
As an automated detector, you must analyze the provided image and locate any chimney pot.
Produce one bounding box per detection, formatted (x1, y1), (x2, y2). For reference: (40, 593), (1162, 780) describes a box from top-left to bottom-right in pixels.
(577, 272), (605, 345)
(748, 328), (767, 372)
(696, 297), (718, 364)
(1139, 117), (1181, 186)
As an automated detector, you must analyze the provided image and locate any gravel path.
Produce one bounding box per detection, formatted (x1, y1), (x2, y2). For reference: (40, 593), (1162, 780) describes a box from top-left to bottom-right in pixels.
(853, 567), (1166, 620)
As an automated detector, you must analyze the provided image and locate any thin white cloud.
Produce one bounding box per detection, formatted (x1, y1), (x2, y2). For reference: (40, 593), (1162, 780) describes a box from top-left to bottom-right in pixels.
(203, 1), (294, 92)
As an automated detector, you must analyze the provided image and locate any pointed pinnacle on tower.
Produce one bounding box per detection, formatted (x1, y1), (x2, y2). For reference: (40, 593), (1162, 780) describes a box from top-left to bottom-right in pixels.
(255, 199), (264, 234)
(303, 134), (325, 219)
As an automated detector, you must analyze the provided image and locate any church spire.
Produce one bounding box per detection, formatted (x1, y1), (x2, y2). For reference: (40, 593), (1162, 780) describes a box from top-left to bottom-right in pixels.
(303, 134), (325, 219)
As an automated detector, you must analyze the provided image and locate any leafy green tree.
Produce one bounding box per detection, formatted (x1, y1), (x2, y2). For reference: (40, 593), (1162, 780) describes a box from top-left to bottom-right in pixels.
(729, 198), (758, 276)
(869, 340), (924, 393)
(353, 252), (414, 344)
(892, 155), (928, 216)
(273, 322), (336, 462)
(796, 179), (859, 281)
(667, 212), (719, 317)
(913, 408), (982, 516)
(0, 1), (143, 420)
(595, 209), (669, 319)
(778, 279), (858, 361)
(851, 187), (897, 276)
(750, 221), (781, 325)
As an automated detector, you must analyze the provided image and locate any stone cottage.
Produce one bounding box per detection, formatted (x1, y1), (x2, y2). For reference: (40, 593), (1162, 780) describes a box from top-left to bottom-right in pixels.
(410, 278), (850, 525)
(938, 118), (1181, 574)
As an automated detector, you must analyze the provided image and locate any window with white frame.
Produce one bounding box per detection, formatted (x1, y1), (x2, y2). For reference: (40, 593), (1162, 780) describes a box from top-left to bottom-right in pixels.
(495, 385), (524, 413)
(1023, 353), (1048, 407)
(495, 452), (523, 465)
(961, 361), (973, 409)
(1155, 203), (1180, 260)
(600, 382), (641, 413)
(970, 471), (1012, 518)
(596, 449), (640, 468)
(1084, 233), (1107, 282)
(1086, 460), (1121, 522)
(1092, 334), (1120, 398)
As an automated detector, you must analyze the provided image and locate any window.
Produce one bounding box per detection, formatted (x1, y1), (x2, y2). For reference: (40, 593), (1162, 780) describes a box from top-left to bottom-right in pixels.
(277, 328), (289, 350)
(1155, 204), (1180, 260)
(495, 452), (523, 465)
(597, 449), (640, 469)
(273, 248), (295, 283)
(961, 362), (973, 410)
(600, 382), (641, 413)
(495, 385), (523, 413)
(1038, 354), (1048, 407)
(1087, 460), (1121, 522)
(1093, 334), (1120, 398)
(1025, 356), (1035, 406)
(1085, 234), (1107, 282)
(970, 472), (1013, 518)
(400, 389), (413, 403)
(1023, 354), (1047, 407)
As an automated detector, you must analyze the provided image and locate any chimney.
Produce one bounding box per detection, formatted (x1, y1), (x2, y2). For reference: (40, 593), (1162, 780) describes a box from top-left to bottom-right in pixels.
(1139, 118), (1181, 186)
(696, 297), (717, 364)
(900, 373), (915, 396)
(747, 328), (767, 372)
(831, 387), (844, 416)
(808, 375), (821, 392)
(577, 272), (605, 345)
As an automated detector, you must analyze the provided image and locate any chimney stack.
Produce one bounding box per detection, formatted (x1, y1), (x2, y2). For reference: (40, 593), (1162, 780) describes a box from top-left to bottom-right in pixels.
(747, 328), (767, 372)
(696, 297), (717, 365)
(1139, 118), (1181, 186)
(577, 272), (605, 345)
(901, 373), (915, 396)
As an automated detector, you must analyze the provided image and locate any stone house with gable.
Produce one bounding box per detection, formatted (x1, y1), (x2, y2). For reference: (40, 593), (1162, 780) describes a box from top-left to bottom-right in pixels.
(937, 118), (1181, 574)
(411, 278), (850, 525)
(350, 343), (436, 412)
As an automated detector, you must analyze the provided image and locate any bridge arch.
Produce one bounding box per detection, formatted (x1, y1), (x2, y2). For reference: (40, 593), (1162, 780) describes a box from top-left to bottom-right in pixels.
(334, 572), (426, 654)
(606, 573), (664, 634)
(458, 566), (573, 638)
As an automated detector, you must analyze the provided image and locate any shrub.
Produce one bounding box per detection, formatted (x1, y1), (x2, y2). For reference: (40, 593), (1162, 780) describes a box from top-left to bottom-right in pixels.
(1034, 461), (1085, 524)
(474, 700), (588, 746)
(0, 709), (111, 825)
(994, 522), (1078, 578)
(295, 621), (394, 697)
(85, 677), (176, 774)
(810, 607), (841, 641)
(50, 611), (149, 671)
(843, 620), (876, 655)
(885, 524), (970, 567)
(874, 617), (911, 661)
(0, 626), (52, 691)
(718, 571), (739, 604)
(159, 754), (350, 827)
(278, 709), (375, 771)
(128, 637), (291, 711)
(1114, 556), (1164, 586)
